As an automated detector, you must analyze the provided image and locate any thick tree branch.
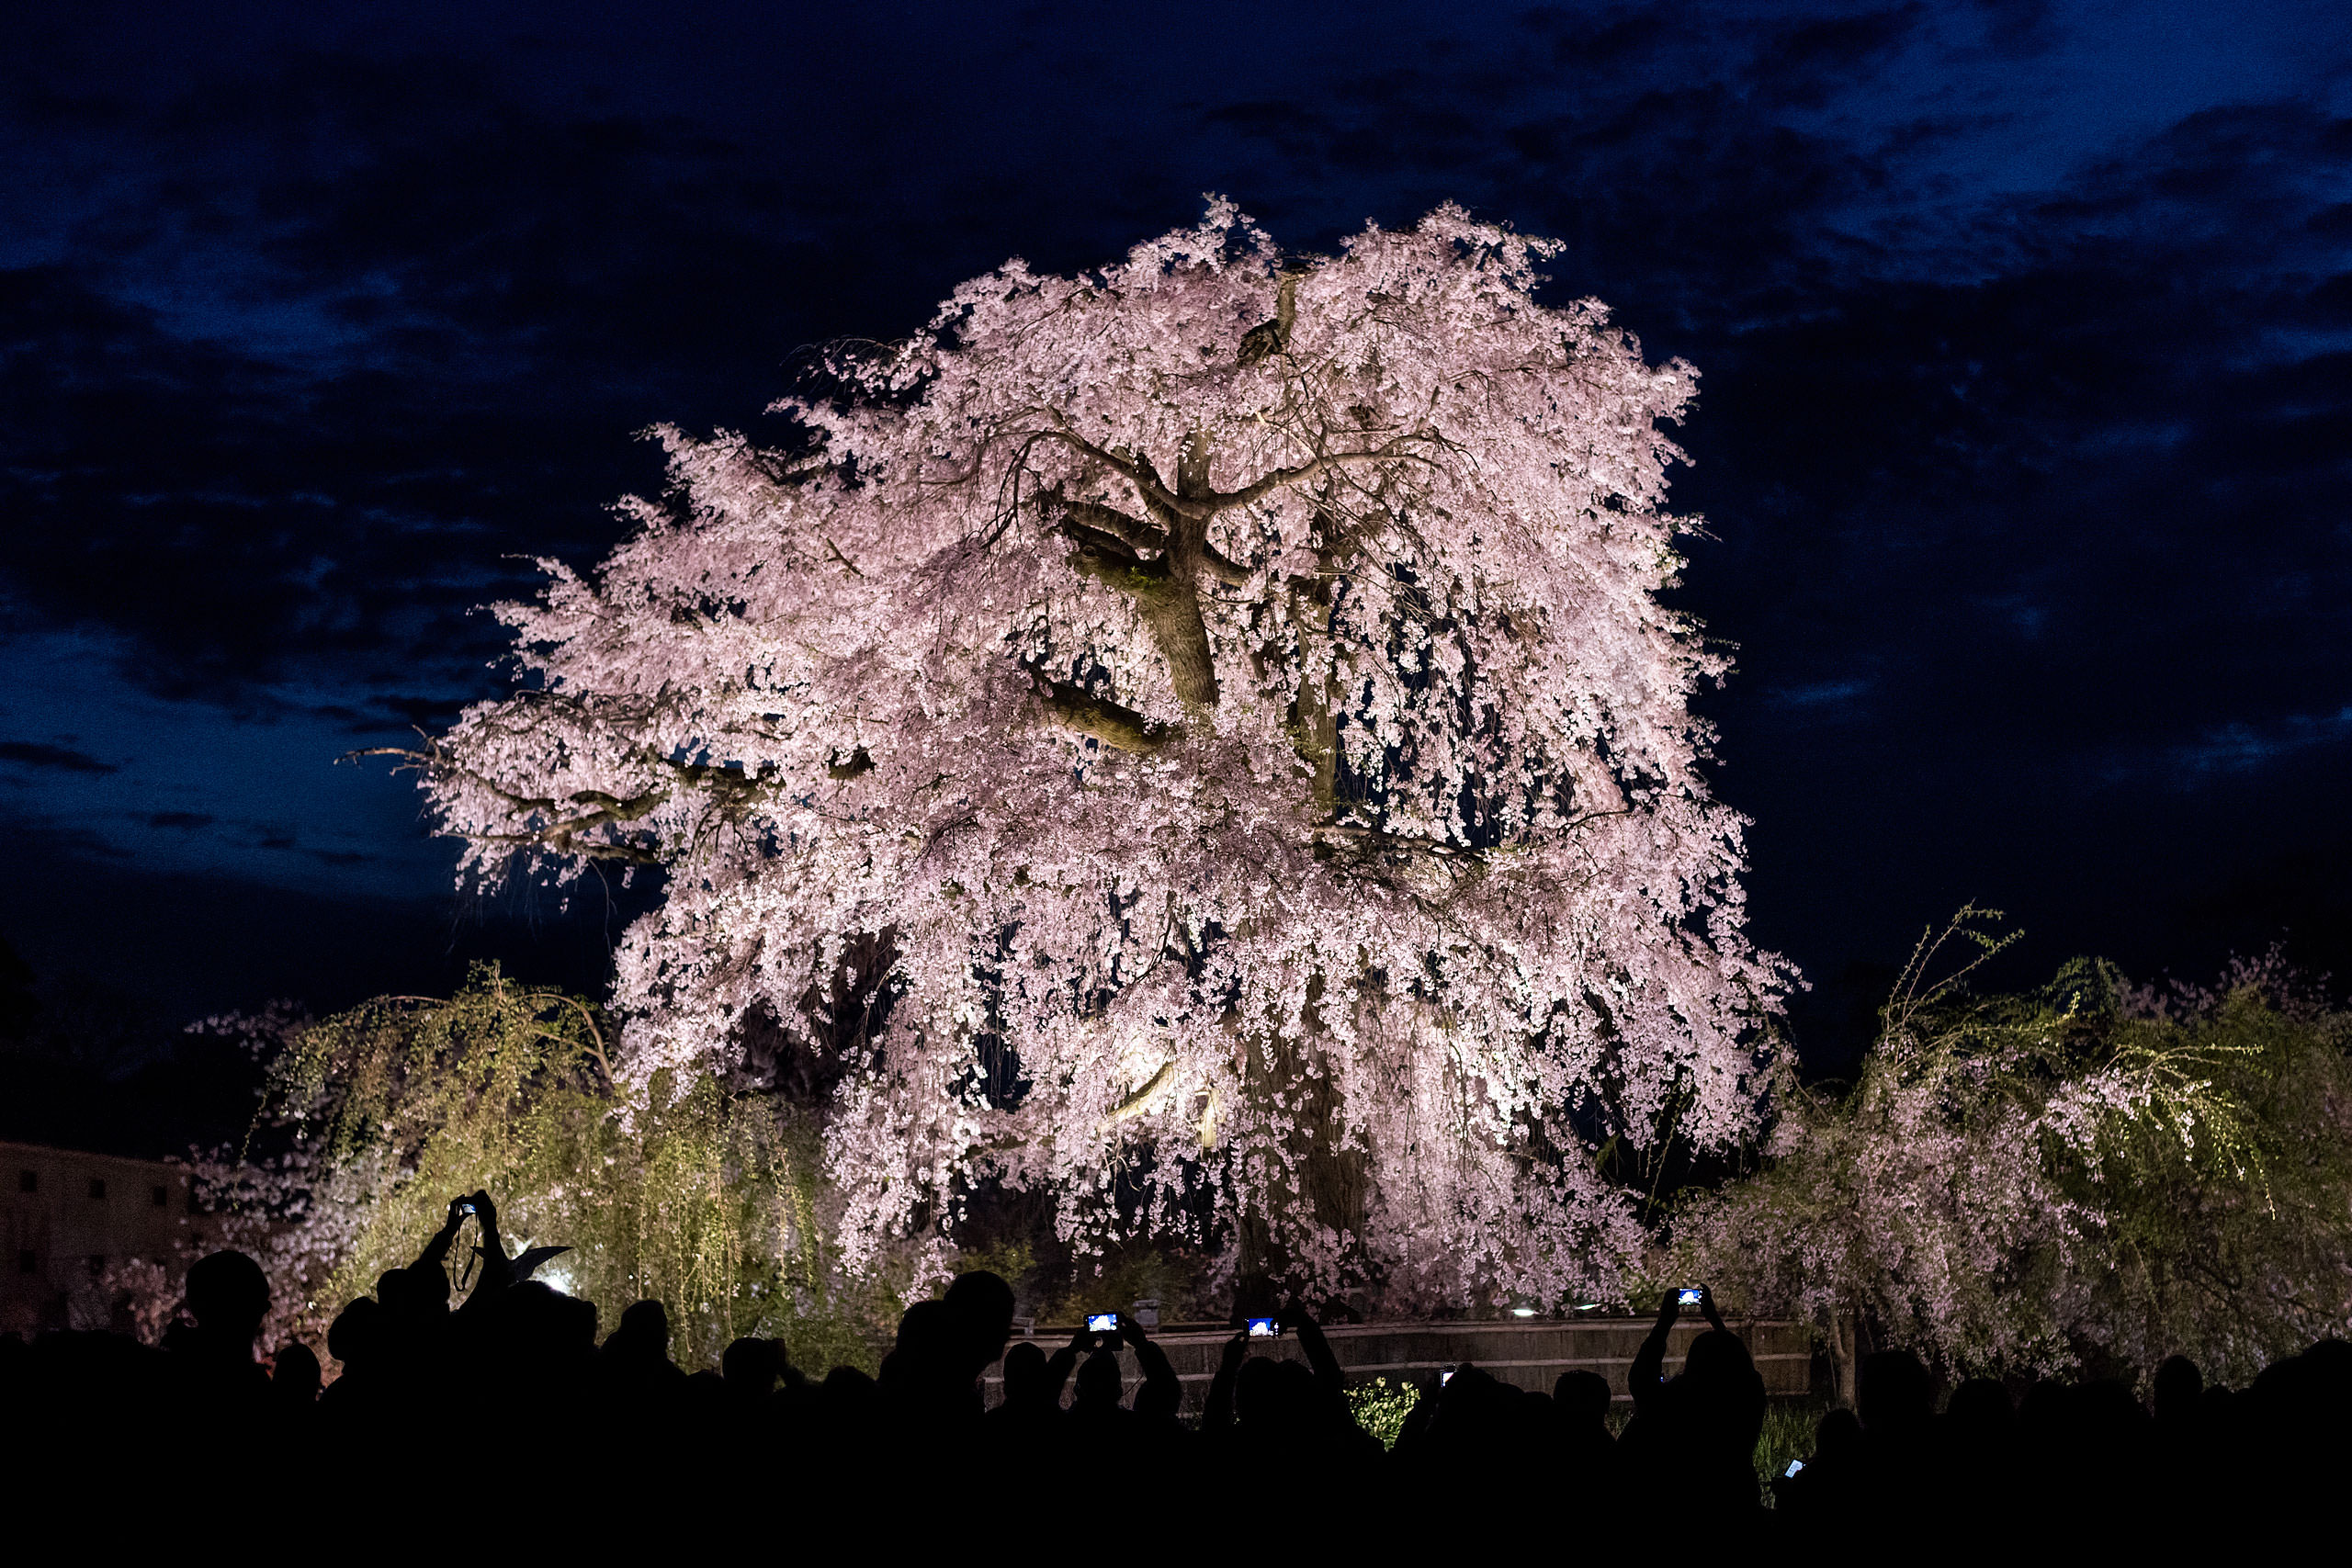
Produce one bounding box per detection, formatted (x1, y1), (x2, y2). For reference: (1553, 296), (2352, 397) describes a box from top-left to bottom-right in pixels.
(1059, 499), (1165, 553)
(1023, 667), (1180, 752)
(1027, 415), (1437, 522)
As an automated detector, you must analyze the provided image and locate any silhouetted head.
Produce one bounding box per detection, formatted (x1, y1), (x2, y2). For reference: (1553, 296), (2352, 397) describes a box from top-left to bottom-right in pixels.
(376, 1264), (448, 1323)
(1001, 1341), (1048, 1406)
(1136, 1367), (1181, 1423)
(1074, 1346), (1123, 1409)
(1554, 1368), (1611, 1426)
(271, 1342), (321, 1401)
(607, 1299), (673, 1364)
(943, 1269), (1017, 1373)
(185, 1250), (270, 1351)
(897, 1298), (952, 1352)
(722, 1337), (780, 1393)
(819, 1364), (878, 1426)
(326, 1297), (383, 1371)
(2154, 1355), (2203, 1424)
(1814, 1405), (1863, 1462)
(1685, 1328), (1757, 1385)
(1858, 1348), (1934, 1437)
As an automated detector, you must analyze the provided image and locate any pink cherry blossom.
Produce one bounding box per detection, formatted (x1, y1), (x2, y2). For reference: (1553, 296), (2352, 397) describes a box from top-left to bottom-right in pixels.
(397, 202), (1791, 1308)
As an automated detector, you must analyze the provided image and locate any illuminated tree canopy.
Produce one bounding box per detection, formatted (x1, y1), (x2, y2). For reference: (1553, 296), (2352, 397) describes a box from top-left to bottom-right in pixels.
(400, 201), (1788, 1307)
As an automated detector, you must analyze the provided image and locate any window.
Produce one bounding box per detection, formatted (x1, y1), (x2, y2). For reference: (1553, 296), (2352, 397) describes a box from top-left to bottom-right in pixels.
(16, 1250), (34, 1275)
(88, 1178), (107, 1201)
(152, 1184), (169, 1207)
(16, 1170), (33, 1193)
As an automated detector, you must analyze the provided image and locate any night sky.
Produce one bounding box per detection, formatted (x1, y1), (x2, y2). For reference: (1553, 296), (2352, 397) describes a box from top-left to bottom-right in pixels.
(5, 1), (2349, 1137)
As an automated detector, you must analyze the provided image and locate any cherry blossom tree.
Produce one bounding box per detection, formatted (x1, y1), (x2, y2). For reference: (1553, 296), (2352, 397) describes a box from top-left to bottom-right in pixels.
(394, 201), (1788, 1310)
(1677, 916), (2347, 1395)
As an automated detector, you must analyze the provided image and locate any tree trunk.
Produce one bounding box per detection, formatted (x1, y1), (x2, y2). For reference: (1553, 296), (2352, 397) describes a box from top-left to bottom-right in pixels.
(1828, 1304), (1860, 1409)
(1231, 975), (1370, 1317)
(1147, 431), (1219, 710)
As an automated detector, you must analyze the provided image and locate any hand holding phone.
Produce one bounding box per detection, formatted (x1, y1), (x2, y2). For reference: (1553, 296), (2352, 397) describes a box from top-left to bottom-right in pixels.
(1677, 1287), (1703, 1305)
(1245, 1315), (1282, 1339)
(1084, 1311), (1120, 1341)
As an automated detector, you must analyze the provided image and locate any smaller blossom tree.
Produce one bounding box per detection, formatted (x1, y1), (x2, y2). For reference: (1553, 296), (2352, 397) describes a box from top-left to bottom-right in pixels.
(155, 971), (892, 1371)
(1679, 911), (2352, 1396)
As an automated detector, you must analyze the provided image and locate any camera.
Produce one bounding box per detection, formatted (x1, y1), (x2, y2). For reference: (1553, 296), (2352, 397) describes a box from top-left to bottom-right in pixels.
(1085, 1312), (1120, 1335)
(1245, 1315), (1282, 1338)
(1677, 1287), (1704, 1305)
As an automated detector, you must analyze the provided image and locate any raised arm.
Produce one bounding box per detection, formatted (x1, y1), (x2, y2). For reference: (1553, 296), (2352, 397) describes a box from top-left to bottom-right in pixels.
(1628, 1290), (1681, 1419)
(1121, 1318), (1181, 1415)
(1281, 1305), (1346, 1413)
(413, 1197), (469, 1274)
(1043, 1321), (1089, 1404)
(457, 1190), (515, 1312)
(1204, 1331), (1248, 1434)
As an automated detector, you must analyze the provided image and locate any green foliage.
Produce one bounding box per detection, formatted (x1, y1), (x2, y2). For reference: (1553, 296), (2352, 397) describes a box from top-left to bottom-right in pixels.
(262, 965), (894, 1372)
(1346, 1375), (1420, 1450)
(1752, 1400), (1819, 1500)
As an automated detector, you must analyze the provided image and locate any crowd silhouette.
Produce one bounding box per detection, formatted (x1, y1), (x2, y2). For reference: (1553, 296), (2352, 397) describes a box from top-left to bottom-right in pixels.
(5, 1190), (2346, 1541)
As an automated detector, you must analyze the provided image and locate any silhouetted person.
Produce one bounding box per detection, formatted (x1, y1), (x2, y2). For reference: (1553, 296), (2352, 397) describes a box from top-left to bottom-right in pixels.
(1775, 1405), (1863, 1524)
(1553, 1367), (1617, 1483)
(721, 1335), (783, 1399)
(943, 1269), (1016, 1383)
(1620, 1288), (1764, 1526)
(271, 1341), (321, 1408)
(1939, 1377), (2017, 1540)
(165, 1250), (273, 1417)
(603, 1300), (684, 1385)
(599, 1295), (686, 1447)
(1855, 1347), (1935, 1523)
(1069, 1342), (1134, 1434)
(986, 1338), (1070, 1457)
(2153, 1354), (2202, 1428)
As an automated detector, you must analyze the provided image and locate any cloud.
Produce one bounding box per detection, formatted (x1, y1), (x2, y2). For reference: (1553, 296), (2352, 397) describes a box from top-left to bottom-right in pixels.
(0, 740), (116, 773)
(2171, 708), (2352, 779)
(2, 6), (2348, 998)
(1773, 680), (1871, 709)
(145, 811), (213, 829)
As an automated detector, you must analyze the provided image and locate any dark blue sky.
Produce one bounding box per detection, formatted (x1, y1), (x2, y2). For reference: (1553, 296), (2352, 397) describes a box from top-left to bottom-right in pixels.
(5, 0), (2349, 1059)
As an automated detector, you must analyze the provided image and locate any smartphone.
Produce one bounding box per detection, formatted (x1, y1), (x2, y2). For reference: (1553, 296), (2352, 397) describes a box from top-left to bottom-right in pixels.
(1677, 1287), (1703, 1305)
(1085, 1312), (1120, 1335)
(1245, 1315), (1282, 1338)
(1439, 1364), (1458, 1386)
(1783, 1460), (1805, 1478)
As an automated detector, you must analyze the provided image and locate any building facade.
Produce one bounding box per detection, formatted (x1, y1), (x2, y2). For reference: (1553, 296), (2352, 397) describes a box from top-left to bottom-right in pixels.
(1, 1140), (194, 1337)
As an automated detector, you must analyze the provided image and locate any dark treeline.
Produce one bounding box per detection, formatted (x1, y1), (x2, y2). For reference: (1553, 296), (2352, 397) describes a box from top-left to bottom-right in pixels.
(5, 1190), (2346, 1545)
